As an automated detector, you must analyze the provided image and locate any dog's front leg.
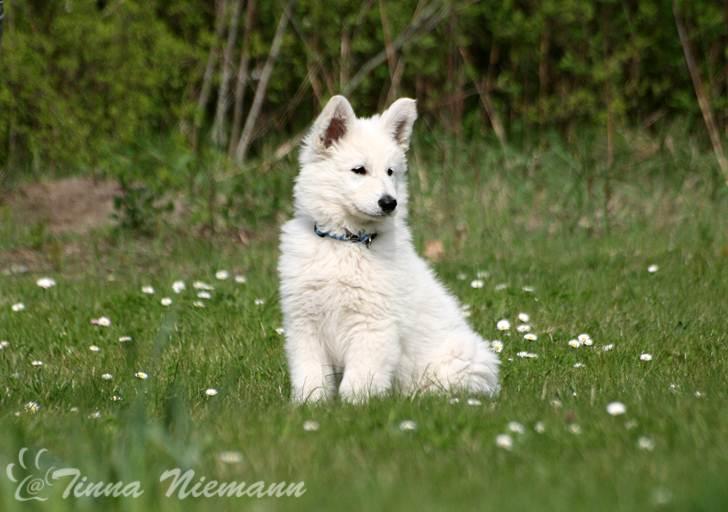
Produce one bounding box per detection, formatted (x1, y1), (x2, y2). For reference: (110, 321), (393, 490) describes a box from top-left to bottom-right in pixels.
(339, 329), (400, 404)
(286, 325), (336, 404)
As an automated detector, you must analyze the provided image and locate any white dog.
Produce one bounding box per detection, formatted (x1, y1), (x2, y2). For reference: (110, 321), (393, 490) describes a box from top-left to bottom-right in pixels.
(279, 95), (499, 403)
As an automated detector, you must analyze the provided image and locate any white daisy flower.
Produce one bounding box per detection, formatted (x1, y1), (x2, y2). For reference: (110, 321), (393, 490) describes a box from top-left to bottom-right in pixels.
(160, 297), (172, 306)
(524, 333), (538, 341)
(205, 388), (218, 397)
(193, 281), (214, 291)
(91, 316), (111, 327)
(101, 373), (113, 380)
(470, 279), (484, 289)
(172, 280), (186, 294)
(522, 286), (535, 293)
(507, 421), (525, 434)
(516, 324), (531, 333)
(495, 434), (513, 450)
(448, 397), (460, 404)
(142, 286), (155, 295)
(568, 424), (582, 434)
(197, 291), (212, 300)
(275, 327), (285, 336)
(36, 277), (56, 289)
(647, 264), (659, 273)
(466, 398), (482, 406)
(640, 353), (653, 361)
(516, 351), (538, 359)
(111, 395), (123, 402)
(602, 344), (614, 351)
(215, 270), (230, 280)
(398, 420), (417, 432)
(11, 303), (25, 312)
(568, 339), (582, 348)
(534, 421), (545, 433)
(134, 371), (148, 380)
(496, 319), (511, 331)
(551, 399), (563, 408)
(573, 362), (585, 368)
(31, 360), (44, 367)
(638, 436), (655, 451)
(490, 340), (504, 353)
(217, 451), (243, 464)
(0, 340), (9, 350)
(606, 401), (627, 416)
(25, 401), (40, 413)
(694, 391), (704, 398)
(118, 336), (132, 343)
(254, 298), (265, 306)
(193, 301), (205, 308)
(88, 411), (101, 419)
(578, 333), (593, 346)
(234, 275), (247, 284)
(303, 420), (320, 432)
(517, 312), (530, 323)
(89, 345), (100, 353)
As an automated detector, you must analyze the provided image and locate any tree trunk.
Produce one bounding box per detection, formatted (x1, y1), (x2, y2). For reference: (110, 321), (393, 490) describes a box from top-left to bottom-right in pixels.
(191, 0), (227, 151)
(228, 0), (256, 157)
(673, 1), (728, 185)
(211, 0), (244, 148)
(234, 0), (296, 164)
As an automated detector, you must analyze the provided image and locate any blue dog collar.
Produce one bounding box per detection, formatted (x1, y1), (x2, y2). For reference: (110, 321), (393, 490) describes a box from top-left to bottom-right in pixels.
(314, 224), (378, 248)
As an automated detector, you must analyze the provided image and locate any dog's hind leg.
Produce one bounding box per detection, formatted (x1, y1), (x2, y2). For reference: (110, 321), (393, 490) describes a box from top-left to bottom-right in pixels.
(410, 336), (500, 397)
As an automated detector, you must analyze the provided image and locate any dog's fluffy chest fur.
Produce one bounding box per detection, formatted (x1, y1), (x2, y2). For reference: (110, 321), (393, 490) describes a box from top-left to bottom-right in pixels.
(279, 218), (405, 366)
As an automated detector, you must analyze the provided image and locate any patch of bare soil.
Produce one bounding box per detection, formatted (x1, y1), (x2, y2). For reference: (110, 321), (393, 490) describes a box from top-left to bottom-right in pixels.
(5, 177), (120, 235)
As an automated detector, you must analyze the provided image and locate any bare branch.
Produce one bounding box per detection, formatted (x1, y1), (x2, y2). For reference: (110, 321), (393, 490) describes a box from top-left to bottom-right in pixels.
(458, 46), (506, 148)
(234, 0), (296, 164)
(673, 0), (728, 184)
(191, 0), (227, 150)
(342, 1), (450, 97)
(211, 0), (244, 147)
(228, 0), (256, 156)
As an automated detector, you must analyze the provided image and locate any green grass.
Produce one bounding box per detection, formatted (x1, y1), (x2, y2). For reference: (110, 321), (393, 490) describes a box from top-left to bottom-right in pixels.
(1, 135), (727, 511)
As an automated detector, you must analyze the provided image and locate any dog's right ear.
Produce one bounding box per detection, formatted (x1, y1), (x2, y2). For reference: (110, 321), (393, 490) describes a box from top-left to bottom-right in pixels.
(303, 95), (356, 159)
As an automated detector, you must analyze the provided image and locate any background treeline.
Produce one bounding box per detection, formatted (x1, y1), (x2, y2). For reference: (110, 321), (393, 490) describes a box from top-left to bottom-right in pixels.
(0, 1), (726, 204)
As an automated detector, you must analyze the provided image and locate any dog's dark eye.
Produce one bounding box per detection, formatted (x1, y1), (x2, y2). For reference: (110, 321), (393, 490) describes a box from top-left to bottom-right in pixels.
(351, 166), (367, 175)
(387, 168), (394, 176)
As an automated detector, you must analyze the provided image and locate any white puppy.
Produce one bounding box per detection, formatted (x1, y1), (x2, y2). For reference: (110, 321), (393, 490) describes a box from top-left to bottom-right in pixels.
(279, 96), (499, 403)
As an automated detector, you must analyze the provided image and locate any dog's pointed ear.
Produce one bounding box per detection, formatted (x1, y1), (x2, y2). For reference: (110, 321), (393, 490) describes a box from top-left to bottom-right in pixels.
(305, 95), (356, 156)
(381, 98), (417, 151)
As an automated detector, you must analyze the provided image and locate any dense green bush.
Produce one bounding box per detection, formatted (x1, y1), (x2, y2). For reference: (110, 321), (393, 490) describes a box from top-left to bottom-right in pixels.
(0, 1), (199, 173)
(0, 0), (725, 187)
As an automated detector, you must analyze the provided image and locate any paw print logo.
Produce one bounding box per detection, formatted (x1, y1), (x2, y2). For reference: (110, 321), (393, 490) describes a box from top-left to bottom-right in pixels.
(5, 448), (56, 501)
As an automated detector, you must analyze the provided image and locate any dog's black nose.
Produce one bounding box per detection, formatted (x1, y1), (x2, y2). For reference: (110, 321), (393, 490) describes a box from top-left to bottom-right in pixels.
(378, 195), (397, 213)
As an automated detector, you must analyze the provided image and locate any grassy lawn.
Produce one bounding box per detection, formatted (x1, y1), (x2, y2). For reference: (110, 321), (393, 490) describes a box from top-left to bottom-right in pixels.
(1, 137), (727, 511)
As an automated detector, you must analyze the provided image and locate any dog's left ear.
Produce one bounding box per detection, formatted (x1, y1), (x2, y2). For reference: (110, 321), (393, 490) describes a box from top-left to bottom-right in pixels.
(381, 98), (417, 151)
